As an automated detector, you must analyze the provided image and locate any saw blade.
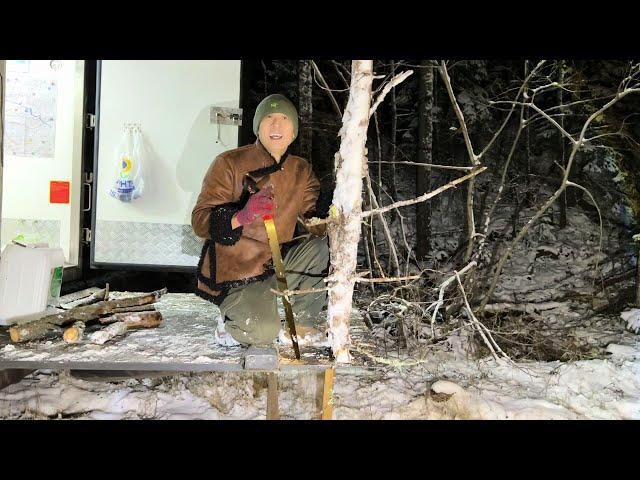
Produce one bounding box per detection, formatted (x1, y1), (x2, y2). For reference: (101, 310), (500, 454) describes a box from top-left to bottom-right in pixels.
(263, 214), (300, 359)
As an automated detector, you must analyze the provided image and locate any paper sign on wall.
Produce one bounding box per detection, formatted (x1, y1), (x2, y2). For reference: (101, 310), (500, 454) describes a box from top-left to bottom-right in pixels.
(50, 181), (70, 204)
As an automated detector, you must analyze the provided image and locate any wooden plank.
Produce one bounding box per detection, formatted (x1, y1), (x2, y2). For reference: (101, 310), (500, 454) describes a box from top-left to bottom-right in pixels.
(0, 360), (245, 372)
(59, 287), (103, 305)
(321, 367), (335, 420)
(60, 286), (109, 310)
(315, 371), (326, 419)
(267, 372), (280, 420)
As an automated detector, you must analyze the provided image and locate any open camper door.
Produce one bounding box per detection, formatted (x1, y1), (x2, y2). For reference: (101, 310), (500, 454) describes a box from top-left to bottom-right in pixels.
(91, 60), (243, 270)
(0, 60), (87, 281)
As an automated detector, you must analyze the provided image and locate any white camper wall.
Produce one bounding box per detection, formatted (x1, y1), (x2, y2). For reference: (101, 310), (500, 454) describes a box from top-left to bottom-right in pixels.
(0, 61), (84, 266)
(94, 60), (242, 267)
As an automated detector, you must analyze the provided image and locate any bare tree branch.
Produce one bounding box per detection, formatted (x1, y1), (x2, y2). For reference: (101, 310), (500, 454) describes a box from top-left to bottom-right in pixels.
(438, 61), (478, 165)
(478, 83), (640, 313)
(455, 271), (509, 361)
(361, 166), (487, 219)
(311, 60), (343, 117)
(369, 70), (414, 119)
(478, 61), (546, 161)
(369, 160), (474, 171)
(356, 275), (421, 283)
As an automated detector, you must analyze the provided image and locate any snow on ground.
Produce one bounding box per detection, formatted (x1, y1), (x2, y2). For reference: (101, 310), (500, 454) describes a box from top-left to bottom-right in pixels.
(2, 170), (638, 419)
(0, 325), (637, 420)
(621, 309), (640, 333)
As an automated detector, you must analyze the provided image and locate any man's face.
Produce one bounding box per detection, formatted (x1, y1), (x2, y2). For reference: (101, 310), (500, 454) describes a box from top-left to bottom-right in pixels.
(258, 113), (295, 157)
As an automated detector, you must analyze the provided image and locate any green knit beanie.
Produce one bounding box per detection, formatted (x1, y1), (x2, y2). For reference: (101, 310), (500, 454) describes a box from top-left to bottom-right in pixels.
(253, 94), (299, 140)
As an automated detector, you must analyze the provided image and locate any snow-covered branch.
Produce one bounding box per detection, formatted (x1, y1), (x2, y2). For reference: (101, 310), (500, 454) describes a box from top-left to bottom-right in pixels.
(327, 60), (374, 363)
(428, 261), (476, 338)
(477, 60), (546, 161)
(455, 272), (509, 361)
(356, 275), (421, 283)
(479, 80), (640, 313)
(270, 286), (331, 299)
(361, 166), (487, 218)
(304, 166), (487, 228)
(369, 70), (414, 119)
(370, 160), (474, 171)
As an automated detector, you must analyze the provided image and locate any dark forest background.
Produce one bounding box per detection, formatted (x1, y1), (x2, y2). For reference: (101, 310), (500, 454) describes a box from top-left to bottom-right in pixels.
(71, 60), (640, 319)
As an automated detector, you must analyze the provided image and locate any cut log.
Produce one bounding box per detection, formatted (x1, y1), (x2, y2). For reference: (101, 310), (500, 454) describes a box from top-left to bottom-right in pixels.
(58, 287), (102, 305)
(63, 321), (86, 344)
(98, 311), (163, 328)
(112, 305), (156, 314)
(60, 285), (109, 310)
(89, 312), (162, 345)
(9, 288), (167, 343)
(90, 322), (128, 345)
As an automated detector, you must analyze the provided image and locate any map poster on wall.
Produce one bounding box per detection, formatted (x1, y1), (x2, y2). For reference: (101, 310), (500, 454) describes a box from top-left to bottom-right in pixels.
(4, 60), (58, 158)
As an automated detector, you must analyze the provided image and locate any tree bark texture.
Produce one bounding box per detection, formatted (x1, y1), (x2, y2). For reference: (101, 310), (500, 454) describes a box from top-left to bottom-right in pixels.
(327, 60), (373, 363)
(416, 61), (434, 260)
(9, 289), (166, 343)
(298, 60), (313, 160)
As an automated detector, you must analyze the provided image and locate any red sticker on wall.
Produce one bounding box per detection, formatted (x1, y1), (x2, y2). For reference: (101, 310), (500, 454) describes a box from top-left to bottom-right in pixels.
(50, 181), (70, 204)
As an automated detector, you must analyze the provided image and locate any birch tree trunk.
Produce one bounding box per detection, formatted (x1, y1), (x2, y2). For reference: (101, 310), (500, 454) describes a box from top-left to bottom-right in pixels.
(298, 60), (313, 160)
(327, 60), (373, 363)
(416, 61), (434, 260)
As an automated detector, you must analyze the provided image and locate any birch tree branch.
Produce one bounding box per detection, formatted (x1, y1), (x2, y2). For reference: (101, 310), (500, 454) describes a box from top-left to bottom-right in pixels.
(304, 166), (487, 228)
(355, 275), (421, 283)
(369, 70), (414, 119)
(369, 160), (474, 171)
(361, 166), (487, 218)
(270, 286), (331, 298)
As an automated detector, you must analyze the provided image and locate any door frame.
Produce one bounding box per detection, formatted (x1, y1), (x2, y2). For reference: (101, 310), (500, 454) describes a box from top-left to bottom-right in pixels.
(88, 60), (245, 273)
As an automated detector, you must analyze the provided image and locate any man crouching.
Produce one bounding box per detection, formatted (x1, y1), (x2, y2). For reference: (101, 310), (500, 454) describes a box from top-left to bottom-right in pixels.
(192, 94), (329, 347)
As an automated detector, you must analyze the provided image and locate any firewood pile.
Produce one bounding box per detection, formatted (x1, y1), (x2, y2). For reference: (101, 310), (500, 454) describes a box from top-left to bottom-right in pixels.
(8, 285), (166, 345)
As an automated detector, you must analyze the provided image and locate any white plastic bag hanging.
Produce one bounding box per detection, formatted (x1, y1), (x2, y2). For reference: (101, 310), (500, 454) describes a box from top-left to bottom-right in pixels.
(108, 125), (145, 202)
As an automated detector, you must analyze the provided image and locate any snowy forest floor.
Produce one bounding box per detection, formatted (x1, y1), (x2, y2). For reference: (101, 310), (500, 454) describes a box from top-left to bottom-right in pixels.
(0, 306), (637, 420)
(2, 178), (640, 419)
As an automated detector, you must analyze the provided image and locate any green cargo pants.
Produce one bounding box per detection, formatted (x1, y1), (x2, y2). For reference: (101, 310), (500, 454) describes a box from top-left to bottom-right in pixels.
(220, 235), (329, 346)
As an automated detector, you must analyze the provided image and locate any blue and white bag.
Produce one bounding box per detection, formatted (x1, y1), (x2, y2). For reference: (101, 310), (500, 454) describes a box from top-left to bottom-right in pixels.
(108, 125), (145, 202)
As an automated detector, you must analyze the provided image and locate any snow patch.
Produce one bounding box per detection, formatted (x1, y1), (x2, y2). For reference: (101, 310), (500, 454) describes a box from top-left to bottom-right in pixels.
(621, 309), (640, 334)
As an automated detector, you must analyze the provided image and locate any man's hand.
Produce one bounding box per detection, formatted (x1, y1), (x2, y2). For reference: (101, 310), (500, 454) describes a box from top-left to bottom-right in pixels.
(233, 184), (276, 226)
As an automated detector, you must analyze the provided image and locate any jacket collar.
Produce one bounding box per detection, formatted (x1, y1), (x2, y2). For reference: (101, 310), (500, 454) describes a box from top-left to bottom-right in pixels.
(249, 139), (291, 179)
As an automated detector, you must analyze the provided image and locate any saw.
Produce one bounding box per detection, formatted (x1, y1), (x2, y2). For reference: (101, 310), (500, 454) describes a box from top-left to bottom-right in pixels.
(263, 214), (300, 359)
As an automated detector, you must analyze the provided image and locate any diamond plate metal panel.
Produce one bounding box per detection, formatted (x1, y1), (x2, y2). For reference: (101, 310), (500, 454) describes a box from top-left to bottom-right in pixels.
(1, 219), (61, 250)
(94, 220), (204, 266)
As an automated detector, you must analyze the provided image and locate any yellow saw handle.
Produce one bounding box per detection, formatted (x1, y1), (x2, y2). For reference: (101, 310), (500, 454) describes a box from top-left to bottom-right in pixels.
(263, 214), (300, 359)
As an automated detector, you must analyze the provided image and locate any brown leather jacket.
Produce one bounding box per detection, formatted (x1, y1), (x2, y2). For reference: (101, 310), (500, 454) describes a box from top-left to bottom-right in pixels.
(192, 140), (324, 304)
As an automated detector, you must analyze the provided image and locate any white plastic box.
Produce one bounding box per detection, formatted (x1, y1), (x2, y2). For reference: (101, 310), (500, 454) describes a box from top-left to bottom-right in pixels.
(0, 242), (66, 326)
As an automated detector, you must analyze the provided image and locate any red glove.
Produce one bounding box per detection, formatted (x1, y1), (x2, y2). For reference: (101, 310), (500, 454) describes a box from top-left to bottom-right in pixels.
(235, 184), (276, 226)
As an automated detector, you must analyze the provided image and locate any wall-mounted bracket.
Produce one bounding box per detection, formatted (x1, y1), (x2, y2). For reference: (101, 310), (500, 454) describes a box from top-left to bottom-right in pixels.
(210, 106), (243, 126)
